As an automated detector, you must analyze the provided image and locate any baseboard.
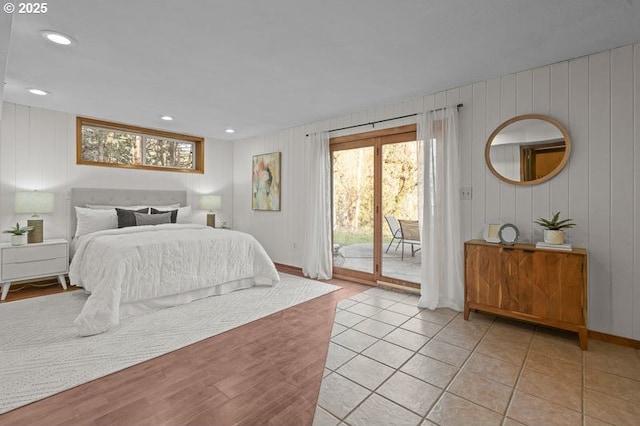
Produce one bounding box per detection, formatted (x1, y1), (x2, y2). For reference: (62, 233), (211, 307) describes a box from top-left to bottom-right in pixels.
(332, 273), (376, 286)
(588, 330), (640, 349)
(376, 281), (420, 295)
(274, 263), (305, 277)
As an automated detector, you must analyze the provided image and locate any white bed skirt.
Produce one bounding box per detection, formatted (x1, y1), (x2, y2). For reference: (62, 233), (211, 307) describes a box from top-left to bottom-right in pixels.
(119, 277), (261, 316)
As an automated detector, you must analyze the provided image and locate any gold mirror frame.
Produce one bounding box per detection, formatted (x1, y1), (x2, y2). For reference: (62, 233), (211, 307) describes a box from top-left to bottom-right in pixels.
(485, 114), (571, 186)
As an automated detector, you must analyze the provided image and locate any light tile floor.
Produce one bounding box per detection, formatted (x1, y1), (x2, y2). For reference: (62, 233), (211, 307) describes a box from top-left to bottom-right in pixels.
(314, 287), (640, 426)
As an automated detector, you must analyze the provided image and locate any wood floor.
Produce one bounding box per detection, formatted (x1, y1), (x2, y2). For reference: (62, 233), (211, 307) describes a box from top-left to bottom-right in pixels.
(0, 278), (78, 303)
(0, 273), (369, 425)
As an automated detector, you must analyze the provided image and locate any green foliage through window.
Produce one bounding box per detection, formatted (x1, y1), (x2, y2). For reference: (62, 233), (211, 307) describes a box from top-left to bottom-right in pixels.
(332, 140), (419, 245)
(77, 117), (204, 174)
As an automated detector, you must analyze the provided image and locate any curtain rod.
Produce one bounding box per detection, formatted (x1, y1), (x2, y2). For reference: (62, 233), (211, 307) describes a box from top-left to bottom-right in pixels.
(305, 103), (463, 137)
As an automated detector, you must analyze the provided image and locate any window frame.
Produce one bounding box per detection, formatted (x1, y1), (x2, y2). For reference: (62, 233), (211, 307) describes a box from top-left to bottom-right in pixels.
(330, 124), (420, 289)
(76, 116), (205, 174)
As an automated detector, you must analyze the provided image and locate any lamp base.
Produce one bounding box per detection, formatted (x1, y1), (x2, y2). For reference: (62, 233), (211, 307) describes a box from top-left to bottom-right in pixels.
(28, 219), (43, 244)
(207, 213), (216, 228)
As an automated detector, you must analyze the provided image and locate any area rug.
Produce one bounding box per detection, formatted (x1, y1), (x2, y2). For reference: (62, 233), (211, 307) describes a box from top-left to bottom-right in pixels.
(0, 273), (340, 414)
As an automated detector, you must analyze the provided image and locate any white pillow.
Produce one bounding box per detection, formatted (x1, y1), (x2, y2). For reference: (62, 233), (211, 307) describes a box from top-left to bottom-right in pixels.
(149, 203), (181, 210)
(75, 206), (118, 238)
(86, 204), (149, 213)
(176, 206), (192, 224)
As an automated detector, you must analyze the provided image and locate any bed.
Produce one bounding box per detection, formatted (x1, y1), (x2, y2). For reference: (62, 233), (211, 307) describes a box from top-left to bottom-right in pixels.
(68, 188), (280, 336)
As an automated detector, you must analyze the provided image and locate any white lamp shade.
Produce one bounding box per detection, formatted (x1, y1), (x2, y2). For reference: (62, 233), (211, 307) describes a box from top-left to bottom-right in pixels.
(15, 191), (55, 214)
(199, 195), (222, 211)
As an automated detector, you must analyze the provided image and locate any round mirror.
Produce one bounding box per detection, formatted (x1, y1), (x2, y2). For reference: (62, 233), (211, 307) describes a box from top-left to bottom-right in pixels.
(485, 114), (571, 185)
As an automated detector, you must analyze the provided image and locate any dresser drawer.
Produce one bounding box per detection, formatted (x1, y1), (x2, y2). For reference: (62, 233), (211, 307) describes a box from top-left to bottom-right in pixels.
(1, 243), (67, 264)
(2, 257), (68, 281)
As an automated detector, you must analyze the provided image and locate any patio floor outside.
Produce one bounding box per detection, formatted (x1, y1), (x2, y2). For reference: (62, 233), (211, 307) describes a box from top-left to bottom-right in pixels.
(333, 241), (421, 284)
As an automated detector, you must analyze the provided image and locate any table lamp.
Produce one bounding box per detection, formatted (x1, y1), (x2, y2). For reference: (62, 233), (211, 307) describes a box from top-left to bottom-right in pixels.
(15, 191), (55, 243)
(199, 195), (222, 227)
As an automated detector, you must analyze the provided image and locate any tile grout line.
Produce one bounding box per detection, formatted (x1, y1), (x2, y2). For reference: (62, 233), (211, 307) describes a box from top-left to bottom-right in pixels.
(324, 292), (460, 423)
(321, 302), (393, 423)
(363, 308), (464, 423)
(501, 323), (537, 425)
(329, 301), (421, 422)
(336, 306), (442, 420)
(327, 295), (422, 422)
(358, 301), (463, 424)
(580, 343), (640, 425)
(515, 329), (590, 417)
(329, 291), (637, 425)
(330, 292), (558, 425)
(419, 312), (497, 425)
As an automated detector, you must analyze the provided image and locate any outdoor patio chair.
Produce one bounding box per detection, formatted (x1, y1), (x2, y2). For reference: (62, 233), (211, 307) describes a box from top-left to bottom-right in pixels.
(398, 219), (421, 260)
(385, 215), (403, 253)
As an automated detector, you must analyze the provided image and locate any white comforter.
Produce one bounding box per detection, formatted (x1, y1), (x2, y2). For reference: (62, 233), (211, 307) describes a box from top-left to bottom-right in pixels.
(70, 224), (280, 336)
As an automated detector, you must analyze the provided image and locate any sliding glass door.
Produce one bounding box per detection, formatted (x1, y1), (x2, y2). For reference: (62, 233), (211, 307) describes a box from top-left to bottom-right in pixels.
(332, 145), (375, 275)
(331, 125), (420, 288)
(381, 140), (420, 283)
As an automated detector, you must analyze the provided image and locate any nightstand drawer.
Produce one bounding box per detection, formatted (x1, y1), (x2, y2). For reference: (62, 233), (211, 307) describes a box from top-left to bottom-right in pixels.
(1, 243), (67, 264)
(2, 257), (68, 281)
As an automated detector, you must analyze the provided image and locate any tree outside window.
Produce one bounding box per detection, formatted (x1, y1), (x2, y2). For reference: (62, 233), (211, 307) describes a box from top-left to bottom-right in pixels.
(77, 117), (204, 174)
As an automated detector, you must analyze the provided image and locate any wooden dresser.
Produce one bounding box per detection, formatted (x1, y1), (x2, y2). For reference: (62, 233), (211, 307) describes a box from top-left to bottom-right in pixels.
(464, 239), (588, 349)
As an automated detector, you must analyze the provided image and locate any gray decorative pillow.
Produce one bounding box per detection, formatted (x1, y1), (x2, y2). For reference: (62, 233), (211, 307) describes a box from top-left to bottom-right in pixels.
(116, 208), (150, 228)
(135, 212), (172, 226)
(150, 208), (178, 223)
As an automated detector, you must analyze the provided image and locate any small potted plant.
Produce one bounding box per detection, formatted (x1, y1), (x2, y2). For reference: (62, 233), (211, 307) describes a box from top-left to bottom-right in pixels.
(534, 212), (575, 244)
(3, 222), (34, 246)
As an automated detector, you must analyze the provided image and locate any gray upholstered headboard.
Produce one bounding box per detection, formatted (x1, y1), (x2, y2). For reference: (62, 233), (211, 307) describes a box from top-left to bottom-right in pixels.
(70, 188), (187, 240)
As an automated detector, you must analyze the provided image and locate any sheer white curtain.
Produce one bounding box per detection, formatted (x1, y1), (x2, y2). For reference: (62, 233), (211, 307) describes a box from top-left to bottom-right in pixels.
(301, 131), (332, 279)
(417, 108), (464, 310)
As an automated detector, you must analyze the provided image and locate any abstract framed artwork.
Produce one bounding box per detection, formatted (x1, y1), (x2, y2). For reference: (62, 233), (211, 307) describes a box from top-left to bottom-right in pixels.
(252, 152), (281, 211)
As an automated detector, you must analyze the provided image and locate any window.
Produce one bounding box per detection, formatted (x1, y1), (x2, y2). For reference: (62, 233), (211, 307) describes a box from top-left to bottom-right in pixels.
(77, 117), (204, 173)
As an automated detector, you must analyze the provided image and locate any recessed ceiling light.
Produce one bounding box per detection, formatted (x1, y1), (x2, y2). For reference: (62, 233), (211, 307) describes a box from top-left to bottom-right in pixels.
(225, 128), (235, 133)
(160, 116), (174, 121)
(28, 88), (49, 96)
(40, 30), (77, 46)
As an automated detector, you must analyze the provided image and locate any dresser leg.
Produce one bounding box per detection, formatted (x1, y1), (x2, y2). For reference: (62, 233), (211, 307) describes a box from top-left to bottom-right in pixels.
(578, 326), (588, 350)
(463, 302), (470, 321)
(1, 282), (10, 301)
(57, 275), (68, 290)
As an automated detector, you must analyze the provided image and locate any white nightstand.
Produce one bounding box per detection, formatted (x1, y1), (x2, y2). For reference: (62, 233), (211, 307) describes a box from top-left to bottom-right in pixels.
(0, 239), (69, 301)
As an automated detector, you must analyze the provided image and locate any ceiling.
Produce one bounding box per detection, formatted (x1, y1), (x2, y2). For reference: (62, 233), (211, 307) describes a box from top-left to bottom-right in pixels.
(2, 0), (640, 140)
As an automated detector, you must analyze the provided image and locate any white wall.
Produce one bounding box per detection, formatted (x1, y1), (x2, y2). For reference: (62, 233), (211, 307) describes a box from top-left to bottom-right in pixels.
(234, 43), (640, 340)
(0, 103), (234, 241)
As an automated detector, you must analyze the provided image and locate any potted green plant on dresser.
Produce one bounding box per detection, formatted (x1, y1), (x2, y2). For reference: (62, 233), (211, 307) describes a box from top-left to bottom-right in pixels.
(2, 223), (34, 246)
(534, 212), (576, 245)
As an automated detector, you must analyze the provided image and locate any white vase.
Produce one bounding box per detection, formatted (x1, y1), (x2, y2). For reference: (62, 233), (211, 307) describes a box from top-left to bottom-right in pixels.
(11, 234), (28, 246)
(544, 230), (565, 245)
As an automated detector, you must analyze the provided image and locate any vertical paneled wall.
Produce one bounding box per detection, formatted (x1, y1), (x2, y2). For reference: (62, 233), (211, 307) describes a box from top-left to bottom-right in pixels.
(0, 104), (235, 241)
(234, 42), (640, 339)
